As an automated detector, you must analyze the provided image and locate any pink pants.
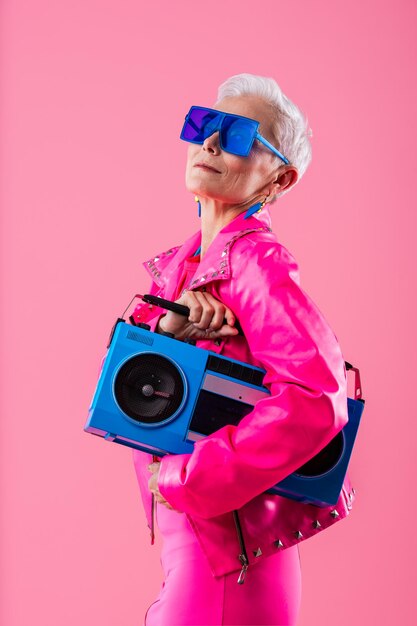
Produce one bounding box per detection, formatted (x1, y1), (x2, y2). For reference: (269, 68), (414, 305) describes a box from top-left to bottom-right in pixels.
(144, 502), (302, 626)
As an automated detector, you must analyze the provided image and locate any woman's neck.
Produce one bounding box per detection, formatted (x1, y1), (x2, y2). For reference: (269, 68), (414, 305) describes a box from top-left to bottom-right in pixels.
(199, 197), (257, 260)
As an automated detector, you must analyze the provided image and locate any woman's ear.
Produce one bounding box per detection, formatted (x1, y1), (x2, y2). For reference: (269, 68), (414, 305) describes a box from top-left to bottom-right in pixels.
(269, 166), (299, 198)
(262, 166), (299, 203)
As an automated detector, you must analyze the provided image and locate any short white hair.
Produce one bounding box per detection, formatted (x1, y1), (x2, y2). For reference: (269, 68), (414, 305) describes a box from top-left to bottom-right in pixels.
(216, 73), (313, 200)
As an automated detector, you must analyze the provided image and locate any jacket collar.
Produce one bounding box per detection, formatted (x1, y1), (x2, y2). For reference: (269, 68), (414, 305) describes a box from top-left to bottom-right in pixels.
(144, 206), (273, 294)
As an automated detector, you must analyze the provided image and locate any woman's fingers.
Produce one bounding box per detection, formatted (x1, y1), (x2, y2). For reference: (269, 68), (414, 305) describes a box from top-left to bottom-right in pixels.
(183, 290), (205, 325)
(159, 289), (239, 340)
(154, 493), (176, 509)
(190, 291), (217, 329)
(215, 324), (239, 337)
(223, 304), (236, 328)
(201, 292), (229, 330)
(147, 462), (177, 510)
(187, 290), (235, 332)
(198, 293), (239, 337)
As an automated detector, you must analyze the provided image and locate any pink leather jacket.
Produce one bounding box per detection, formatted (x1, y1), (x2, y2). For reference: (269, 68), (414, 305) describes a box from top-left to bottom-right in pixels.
(130, 206), (356, 579)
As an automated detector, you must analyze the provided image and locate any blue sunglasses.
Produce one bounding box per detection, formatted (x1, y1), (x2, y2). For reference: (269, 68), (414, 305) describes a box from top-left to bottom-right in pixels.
(180, 105), (290, 164)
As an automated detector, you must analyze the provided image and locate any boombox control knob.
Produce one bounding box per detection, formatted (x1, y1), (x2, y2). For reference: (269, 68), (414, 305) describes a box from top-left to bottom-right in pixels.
(142, 384), (154, 397)
(184, 338), (197, 346)
(160, 331), (175, 338)
(137, 323), (151, 330)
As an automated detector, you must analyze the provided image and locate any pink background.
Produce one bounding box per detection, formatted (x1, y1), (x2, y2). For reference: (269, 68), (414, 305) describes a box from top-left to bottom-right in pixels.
(1, 1), (416, 624)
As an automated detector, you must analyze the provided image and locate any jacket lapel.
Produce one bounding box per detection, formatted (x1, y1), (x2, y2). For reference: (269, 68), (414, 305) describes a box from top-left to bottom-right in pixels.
(143, 207), (273, 296)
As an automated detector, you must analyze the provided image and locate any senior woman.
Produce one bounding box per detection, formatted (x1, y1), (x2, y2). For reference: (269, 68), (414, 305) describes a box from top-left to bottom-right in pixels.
(131, 73), (353, 625)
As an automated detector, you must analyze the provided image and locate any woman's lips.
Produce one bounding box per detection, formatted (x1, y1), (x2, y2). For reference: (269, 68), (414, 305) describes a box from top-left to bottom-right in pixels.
(194, 163), (221, 173)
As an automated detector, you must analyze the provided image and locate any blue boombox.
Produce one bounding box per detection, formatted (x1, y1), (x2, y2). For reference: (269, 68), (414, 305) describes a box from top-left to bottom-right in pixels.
(84, 318), (365, 507)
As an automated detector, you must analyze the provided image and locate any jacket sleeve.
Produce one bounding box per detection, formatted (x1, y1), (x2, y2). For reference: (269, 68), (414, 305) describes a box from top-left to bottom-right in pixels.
(157, 238), (349, 519)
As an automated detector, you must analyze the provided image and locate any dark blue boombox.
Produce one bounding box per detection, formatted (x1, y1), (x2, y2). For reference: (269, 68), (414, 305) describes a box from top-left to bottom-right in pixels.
(84, 319), (365, 507)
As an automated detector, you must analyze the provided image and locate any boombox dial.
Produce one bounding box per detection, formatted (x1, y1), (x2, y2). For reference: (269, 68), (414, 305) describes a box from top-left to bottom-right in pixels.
(114, 353), (185, 424)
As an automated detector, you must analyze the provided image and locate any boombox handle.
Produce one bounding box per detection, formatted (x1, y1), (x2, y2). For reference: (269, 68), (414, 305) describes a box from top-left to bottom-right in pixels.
(345, 361), (363, 401)
(107, 294), (364, 402)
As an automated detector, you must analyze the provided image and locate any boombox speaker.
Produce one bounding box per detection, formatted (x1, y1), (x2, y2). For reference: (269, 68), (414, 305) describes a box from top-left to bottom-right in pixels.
(84, 319), (365, 506)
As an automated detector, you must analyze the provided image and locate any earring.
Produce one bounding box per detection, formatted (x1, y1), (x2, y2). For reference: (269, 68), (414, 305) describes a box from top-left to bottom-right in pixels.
(243, 196), (268, 220)
(195, 195), (201, 217)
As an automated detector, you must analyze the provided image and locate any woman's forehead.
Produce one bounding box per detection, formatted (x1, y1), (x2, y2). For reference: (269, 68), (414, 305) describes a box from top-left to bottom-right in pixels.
(213, 95), (275, 137)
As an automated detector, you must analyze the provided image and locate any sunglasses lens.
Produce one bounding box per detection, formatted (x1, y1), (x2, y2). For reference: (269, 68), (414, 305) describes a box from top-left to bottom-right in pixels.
(181, 107), (259, 156)
(221, 117), (258, 156)
(181, 108), (223, 143)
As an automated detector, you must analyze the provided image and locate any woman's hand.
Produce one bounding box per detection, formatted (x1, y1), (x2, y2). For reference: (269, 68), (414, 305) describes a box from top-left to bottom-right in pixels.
(156, 290), (239, 342)
(147, 461), (178, 511)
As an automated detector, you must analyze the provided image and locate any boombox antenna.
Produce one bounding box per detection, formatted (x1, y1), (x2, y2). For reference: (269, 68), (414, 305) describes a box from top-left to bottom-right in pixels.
(106, 294), (151, 349)
(121, 294), (141, 320)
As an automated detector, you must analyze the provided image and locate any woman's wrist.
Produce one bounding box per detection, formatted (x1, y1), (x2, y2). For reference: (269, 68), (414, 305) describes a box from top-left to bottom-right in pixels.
(156, 315), (172, 336)
(156, 314), (188, 341)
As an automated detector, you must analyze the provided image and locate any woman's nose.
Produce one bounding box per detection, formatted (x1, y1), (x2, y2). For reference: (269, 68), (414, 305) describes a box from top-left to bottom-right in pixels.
(202, 130), (221, 154)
